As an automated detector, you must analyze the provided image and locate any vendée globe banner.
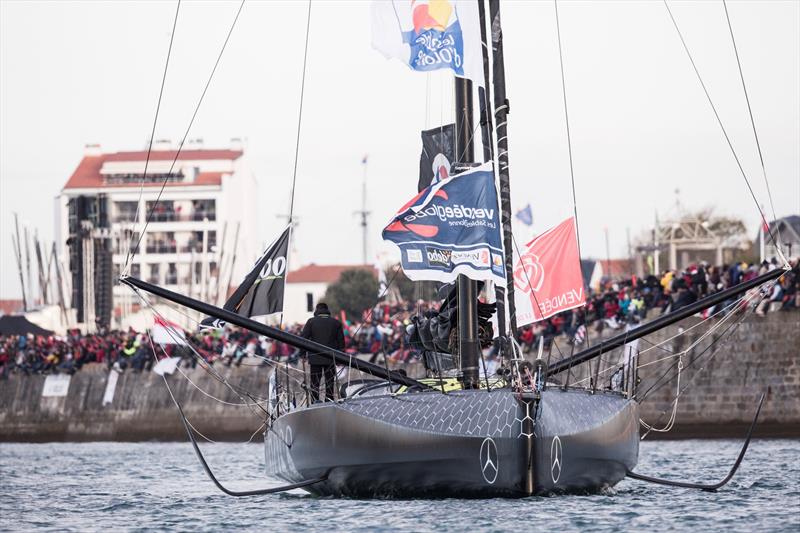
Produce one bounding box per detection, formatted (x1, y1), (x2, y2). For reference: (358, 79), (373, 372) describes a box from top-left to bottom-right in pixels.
(382, 162), (505, 285)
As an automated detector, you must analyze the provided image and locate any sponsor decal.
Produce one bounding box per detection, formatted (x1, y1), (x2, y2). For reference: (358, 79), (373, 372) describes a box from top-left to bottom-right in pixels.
(492, 253), (503, 267)
(551, 435), (563, 483)
(480, 437), (499, 484)
(451, 248), (490, 267)
(407, 249), (423, 263)
(426, 247), (452, 266)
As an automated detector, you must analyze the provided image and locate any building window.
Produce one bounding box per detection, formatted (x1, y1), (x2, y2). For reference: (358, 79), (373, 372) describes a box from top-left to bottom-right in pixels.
(148, 264), (160, 284)
(165, 263), (178, 285)
(188, 230), (216, 253)
(146, 232), (176, 254)
(146, 200), (178, 222)
(192, 199), (216, 221)
(306, 293), (314, 312)
(113, 201), (139, 223)
(130, 264), (141, 278)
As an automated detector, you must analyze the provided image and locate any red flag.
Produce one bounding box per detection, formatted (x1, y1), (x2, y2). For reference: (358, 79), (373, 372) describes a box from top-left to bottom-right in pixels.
(513, 217), (585, 326)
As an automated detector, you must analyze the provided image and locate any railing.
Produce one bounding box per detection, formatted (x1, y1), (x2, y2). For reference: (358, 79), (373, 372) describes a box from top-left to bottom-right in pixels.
(180, 243), (217, 253)
(145, 211), (217, 223)
(145, 244), (177, 254)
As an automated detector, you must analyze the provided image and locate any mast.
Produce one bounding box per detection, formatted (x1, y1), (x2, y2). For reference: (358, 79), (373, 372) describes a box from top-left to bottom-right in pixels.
(12, 213), (27, 311)
(455, 77), (480, 389)
(488, 0), (518, 335)
(477, 0), (507, 338)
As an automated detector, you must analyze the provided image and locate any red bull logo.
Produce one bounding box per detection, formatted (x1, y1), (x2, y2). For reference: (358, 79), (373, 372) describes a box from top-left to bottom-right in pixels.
(412, 0), (454, 34)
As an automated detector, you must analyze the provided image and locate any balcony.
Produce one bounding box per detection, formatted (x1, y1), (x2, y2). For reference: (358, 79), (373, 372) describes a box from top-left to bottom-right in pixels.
(145, 243), (177, 254)
(148, 211), (217, 222)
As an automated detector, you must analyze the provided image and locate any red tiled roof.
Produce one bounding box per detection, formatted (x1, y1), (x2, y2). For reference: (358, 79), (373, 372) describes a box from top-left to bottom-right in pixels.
(0, 299), (24, 316)
(600, 258), (635, 278)
(287, 264), (376, 284)
(63, 149), (242, 190)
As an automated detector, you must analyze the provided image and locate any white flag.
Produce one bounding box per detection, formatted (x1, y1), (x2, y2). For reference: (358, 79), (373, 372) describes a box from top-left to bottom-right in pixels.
(153, 357), (182, 376)
(371, 0), (485, 87)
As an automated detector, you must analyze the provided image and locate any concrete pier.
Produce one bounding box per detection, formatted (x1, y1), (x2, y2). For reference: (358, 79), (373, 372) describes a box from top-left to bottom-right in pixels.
(1, 311), (797, 441)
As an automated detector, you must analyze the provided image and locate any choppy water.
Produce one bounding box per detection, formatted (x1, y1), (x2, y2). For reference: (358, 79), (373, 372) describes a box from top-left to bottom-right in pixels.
(1, 439), (798, 532)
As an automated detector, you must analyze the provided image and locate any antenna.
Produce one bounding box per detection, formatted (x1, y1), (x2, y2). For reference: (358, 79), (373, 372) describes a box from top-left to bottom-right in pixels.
(354, 155), (370, 265)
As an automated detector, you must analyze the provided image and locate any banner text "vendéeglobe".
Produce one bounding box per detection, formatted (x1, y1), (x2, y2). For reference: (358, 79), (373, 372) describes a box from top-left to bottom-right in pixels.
(404, 204), (495, 224)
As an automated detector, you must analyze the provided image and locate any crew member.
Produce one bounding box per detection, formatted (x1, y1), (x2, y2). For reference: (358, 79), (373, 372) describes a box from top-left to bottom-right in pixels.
(300, 302), (345, 403)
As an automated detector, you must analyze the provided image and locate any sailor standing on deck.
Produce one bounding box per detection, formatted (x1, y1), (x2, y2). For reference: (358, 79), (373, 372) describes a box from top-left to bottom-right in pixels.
(300, 302), (344, 403)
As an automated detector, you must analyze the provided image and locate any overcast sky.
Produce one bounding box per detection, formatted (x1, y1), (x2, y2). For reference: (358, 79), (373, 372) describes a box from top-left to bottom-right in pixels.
(1, 0), (798, 299)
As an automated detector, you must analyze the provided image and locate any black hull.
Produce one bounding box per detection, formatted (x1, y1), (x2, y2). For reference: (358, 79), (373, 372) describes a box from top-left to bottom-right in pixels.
(264, 388), (639, 498)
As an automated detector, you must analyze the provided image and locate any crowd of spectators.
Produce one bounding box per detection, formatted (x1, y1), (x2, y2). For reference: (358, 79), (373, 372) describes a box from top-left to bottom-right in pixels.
(2, 258), (797, 379)
(515, 257), (800, 353)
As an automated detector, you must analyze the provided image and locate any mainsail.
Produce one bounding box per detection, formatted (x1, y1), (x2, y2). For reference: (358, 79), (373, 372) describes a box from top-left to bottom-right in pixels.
(200, 226), (291, 328)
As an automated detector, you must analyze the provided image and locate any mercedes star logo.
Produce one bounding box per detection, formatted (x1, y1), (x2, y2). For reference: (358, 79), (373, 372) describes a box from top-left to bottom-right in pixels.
(480, 437), (499, 484)
(550, 435), (563, 484)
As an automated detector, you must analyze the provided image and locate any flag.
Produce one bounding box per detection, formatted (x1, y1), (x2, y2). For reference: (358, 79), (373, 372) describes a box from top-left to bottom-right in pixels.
(152, 316), (187, 346)
(383, 162), (505, 284)
(200, 226), (291, 329)
(513, 217), (585, 326)
(375, 260), (388, 299)
(515, 204), (533, 226)
(419, 124), (455, 192)
(371, 0), (485, 87)
(153, 356), (182, 376)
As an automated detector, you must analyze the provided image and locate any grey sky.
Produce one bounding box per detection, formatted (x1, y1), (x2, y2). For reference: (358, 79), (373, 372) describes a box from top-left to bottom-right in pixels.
(1, 0), (798, 299)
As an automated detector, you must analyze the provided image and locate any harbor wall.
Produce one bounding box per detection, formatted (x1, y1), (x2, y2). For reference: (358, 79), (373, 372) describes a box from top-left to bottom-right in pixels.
(0, 311), (797, 441)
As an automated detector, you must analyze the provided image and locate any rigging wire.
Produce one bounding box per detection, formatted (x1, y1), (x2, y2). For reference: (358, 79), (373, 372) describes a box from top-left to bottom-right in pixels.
(126, 0), (247, 266)
(553, 0), (583, 259)
(639, 288), (769, 438)
(637, 284), (768, 403)
(279, 0), (313, 329)
(285, 0), (313, 232)
(568, 287), (752, 387)
(123, 0), (181, 273)
(662, 0), (783, 261)
(721, 0), (784, 258)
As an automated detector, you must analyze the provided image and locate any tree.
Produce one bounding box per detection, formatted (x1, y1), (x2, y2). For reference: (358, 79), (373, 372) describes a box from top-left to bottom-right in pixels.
(392, 264), (440, 302)
(324, 269), (379, 321)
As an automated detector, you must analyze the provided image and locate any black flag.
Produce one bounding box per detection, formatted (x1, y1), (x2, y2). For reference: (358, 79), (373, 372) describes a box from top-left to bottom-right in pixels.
(418, 124), (455, 192)
(200, 226), (291, 329)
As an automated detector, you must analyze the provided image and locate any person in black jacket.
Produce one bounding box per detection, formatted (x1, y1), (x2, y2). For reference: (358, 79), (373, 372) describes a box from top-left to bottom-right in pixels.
(300, 302), (345, 403)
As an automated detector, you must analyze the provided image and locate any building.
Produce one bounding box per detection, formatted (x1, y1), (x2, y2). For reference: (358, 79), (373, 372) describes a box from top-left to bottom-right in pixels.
(755, 215), (800, 261)
(283, 264), (376, 324)
(56, 141), (256, 330)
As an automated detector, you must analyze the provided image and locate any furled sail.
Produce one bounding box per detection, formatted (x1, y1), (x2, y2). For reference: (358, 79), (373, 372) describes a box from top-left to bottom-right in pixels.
(200, 226), (291, 328)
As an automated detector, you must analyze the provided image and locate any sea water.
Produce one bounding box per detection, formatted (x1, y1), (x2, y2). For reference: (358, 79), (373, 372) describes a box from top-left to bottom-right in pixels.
(1, 439), (798, 532)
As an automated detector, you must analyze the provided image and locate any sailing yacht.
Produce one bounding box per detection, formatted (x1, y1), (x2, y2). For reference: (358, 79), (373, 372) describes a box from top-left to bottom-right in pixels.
(123, 0), (784, 498)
